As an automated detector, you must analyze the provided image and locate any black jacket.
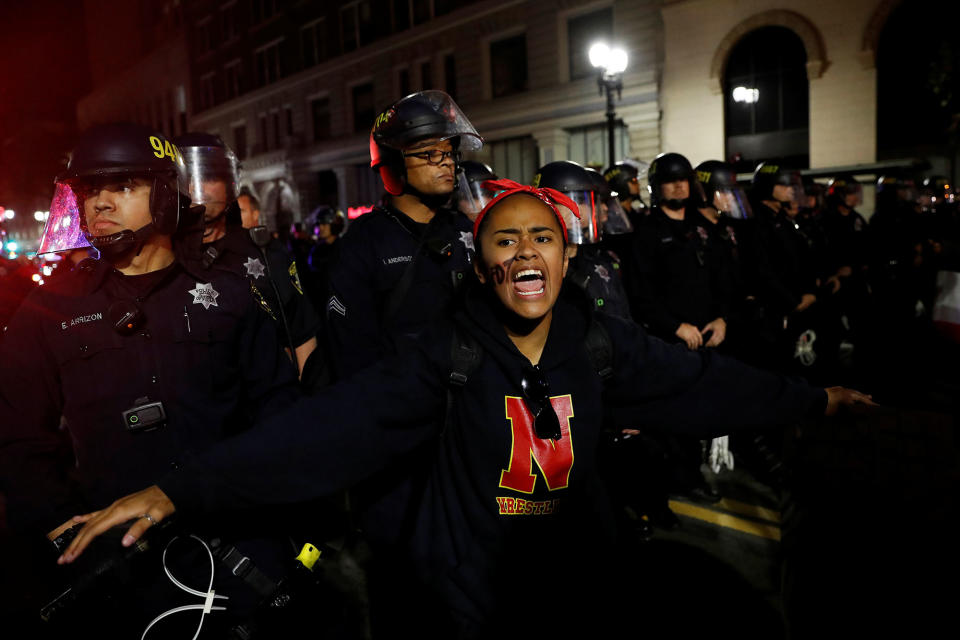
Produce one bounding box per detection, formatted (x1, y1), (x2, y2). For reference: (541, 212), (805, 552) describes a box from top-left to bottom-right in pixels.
(0, 256), (299, 534)
(158, 283), (825, 632)
(628, 207), (732, 337)
(325, 204), (474, 379)
(207, 226), (321, 349)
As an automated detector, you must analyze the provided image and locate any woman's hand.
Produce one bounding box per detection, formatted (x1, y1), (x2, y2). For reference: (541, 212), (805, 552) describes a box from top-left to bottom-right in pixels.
(57, 485), (175, 565)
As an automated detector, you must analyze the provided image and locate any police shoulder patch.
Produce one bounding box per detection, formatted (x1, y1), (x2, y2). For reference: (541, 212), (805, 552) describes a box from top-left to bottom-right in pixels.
(288, 261), (304, 295)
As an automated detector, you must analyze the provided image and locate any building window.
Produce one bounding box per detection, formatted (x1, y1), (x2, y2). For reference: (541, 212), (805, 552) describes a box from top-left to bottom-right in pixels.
(485, 136), (539, 185)
(199, 72), (216, 110)
(197, 17), (214, 55)
(443, 53), (456, 99)
(258, 114), (268, 152)
(285, 106), (294, 136)
(412, 0), (431, 24)
(420, 60), (432, 90)
(393, 0), (411, 31)
(251, 0), (277, 25)
(271, 110), (281, 148)
(224, 60), (241, 99)
(254, 39), (283, 86)
(311, 96), (331, 141)
(352, 83), (375, 133)
(301, 18), (327, 68)
(340, 1), (374, 53)
(566, 122), (628, 168)
(567, 7), (613, 81)
(398, 67), (410, 96)
(724, 26), (809, 170)
(221, 2), (239, 41)
(490, 34), (527, 98)
(233, 124), (247, 159)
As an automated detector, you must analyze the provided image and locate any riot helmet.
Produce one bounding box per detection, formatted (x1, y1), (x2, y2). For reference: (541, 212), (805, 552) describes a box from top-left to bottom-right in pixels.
(308, 205), (345, 240)
(826, 174), (863, 209)
(751, 162), (802, 210)
(695, 160), (752, 220)
(647, 152), (701, 209)
(876, 175), (918, 209)
(533, 160), (600, 244)
(369, 90), (482, 196)
(586, 168), (632, 234)
(39, 123), (188, 257)
(603, 161), (639, 199)
(455, 160), (499, 221)
(173, 132), (240, 226)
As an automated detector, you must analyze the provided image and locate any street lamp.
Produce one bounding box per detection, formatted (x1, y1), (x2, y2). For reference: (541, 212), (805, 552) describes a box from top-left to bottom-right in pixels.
(589, 42), (629, 168)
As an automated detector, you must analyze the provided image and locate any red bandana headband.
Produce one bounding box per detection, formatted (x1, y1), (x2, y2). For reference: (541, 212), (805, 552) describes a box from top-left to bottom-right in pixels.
(472, 178), (581, 243)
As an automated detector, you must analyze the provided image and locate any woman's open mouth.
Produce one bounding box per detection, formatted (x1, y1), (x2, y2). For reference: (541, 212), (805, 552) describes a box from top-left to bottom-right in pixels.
(512, 268), (545, 297)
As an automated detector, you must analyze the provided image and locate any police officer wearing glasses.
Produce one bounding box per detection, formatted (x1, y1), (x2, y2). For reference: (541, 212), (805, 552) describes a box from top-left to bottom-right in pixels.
(325, 90), (481, 379)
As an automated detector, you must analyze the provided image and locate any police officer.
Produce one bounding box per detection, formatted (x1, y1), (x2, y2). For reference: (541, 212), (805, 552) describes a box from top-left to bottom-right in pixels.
(0, 123), (300, 637)
(533, 161), (632, 320)
(174, 132), (320, 378)
(604, 159), (648, 228)
(630, 152), (731, 350)
(326, 89), (481, 379)
(695, 159), (765, 358)
(454, 160), (498, 223)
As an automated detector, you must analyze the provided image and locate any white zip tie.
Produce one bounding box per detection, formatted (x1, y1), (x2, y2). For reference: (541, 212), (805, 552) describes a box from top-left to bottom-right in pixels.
(141, 535), (229, 640)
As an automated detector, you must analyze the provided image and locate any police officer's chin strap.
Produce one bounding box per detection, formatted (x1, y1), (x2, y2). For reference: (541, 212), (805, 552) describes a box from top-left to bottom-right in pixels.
(662, 197), (689, 211)
(403, 182), (453, 211)
(89, 222), (156, 260)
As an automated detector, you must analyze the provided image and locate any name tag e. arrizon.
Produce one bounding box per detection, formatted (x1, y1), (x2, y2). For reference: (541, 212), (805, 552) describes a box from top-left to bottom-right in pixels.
(62, 312), (104, 330)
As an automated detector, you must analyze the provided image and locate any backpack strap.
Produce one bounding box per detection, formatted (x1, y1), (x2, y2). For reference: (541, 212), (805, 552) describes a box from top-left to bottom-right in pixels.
(584, 317), (615, 381)
(444, 323), (483, 437)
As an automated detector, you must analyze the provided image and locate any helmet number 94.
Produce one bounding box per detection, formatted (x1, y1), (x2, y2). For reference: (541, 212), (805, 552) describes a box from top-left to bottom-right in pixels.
(150, 136), (182, 163)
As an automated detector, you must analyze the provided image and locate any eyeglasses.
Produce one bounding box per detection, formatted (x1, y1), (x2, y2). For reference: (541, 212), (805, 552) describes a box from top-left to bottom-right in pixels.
(521, 365), (562, 440)
(402, 148), (461, 165)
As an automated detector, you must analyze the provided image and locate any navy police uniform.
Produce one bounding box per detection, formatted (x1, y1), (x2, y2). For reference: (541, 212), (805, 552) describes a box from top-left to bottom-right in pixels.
(628, 207), (732, 340)
(325, 204), (474, 379)
(206, 222), (321, 352)
(157, 283), (826, 637)
(0, 255), (299, 636)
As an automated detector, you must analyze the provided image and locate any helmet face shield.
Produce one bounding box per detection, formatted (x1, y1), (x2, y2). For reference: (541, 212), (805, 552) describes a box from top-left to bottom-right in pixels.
(38, 182), (94, 255)
(561, 190), (600, 245)
(713, 187), (753, 219)
(599, 192), (633, 234)
(179, 144), (240, 218)
(455, 171), (498, 220)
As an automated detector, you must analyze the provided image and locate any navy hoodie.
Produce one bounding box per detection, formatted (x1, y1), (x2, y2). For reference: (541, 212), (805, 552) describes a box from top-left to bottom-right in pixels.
(159, 283), (826, 631)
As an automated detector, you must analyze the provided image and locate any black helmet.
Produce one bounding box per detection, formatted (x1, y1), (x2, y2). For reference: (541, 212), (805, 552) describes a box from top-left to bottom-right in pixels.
(603, 161), (639, 198)
(826, 174), (863, 208)
(695, 160), (752, 219)
(309, 206), (346, 236)
(533, 160), (601, 244)
(455, 160), (499, 220)
(751, 162), (796, 203)
(369, 90), (482, 196)
(647, 152), (698, 209)
(39, 123), (188, 257)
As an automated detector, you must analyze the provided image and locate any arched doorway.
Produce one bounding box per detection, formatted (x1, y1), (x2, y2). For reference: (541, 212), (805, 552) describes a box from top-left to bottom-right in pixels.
(876, 0), (960, 181)
(724, 26), (810, 173)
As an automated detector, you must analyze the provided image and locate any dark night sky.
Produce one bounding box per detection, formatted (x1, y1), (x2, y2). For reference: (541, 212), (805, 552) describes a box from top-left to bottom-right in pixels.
(0, 0), (90, 228)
